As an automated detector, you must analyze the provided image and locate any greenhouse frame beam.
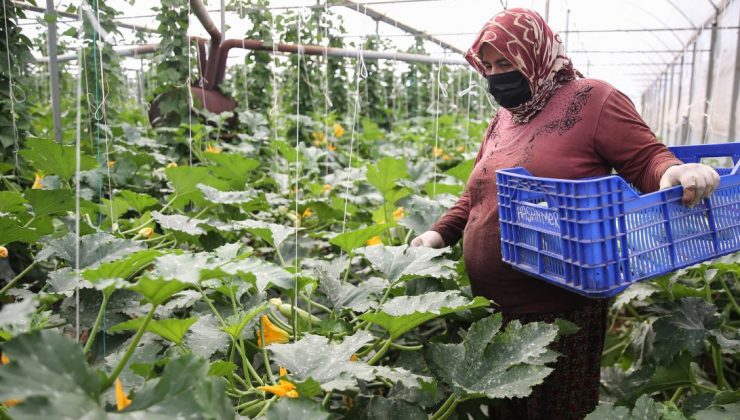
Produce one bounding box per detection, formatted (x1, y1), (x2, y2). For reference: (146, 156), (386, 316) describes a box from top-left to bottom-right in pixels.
(12, 1), (157, 33)
(45, 0), (62, 143)
(342, 0), (464, 55)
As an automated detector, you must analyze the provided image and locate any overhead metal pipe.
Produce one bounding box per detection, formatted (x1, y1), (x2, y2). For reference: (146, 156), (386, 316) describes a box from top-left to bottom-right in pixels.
(12, 1), (156, 33)
(190, 0), (222, 90)
(36, 43), (162, 63)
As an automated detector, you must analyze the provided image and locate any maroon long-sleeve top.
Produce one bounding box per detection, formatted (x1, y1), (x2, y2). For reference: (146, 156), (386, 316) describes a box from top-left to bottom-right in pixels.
(432, 79), (682, 314)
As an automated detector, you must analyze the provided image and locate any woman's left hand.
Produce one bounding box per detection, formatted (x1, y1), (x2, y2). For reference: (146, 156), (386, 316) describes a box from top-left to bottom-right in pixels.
(659, 163), (721, 207)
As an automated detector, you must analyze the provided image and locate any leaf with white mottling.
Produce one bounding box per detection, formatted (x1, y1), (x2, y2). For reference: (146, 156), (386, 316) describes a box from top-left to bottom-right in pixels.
(185, 315), (230, 358)
(269, 331), (428, 391)
(197, 184), (259, 204)
(315, 259), (387, 312)
(36, 232), (143, 269)
(151, 211), (207, 235)
(0, 298), (38, 329)
(213, 219), (293, 247)
(357, 245), (456, 283)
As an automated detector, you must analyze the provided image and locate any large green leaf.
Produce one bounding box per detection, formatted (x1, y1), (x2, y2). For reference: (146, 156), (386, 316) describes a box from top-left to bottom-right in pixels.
(357, 245), (456, 283)
(269, 331), (428, 392)
(213, 219), (294, 248)
(0, 217), (41, 244)
(266, 398), (330, 420)
(118, 190), (159, 214)
(36, 232), (144, 269)
(397, 194), (454, 235)
(82, 249), (163, 284)
(366, 157), (409, 199)
(151, 252), (214, 284)
(121, 354), (233, 419)
(151, 211), (207, 236)
(0, 330), (100, 401)
(203, 152), (259, 188)
(444, 159), (475, 183)
(19, 138), (96, 181)
(315, 259), (387, 312)
(360, 291), (490, 339)
(24, 189), (75, 218)
(186, 315), (231, 358)
(0, 191), (27, 214)
(109, 317), (197, 345)
(130, 276), (191, 306)
(197, 184), (259, 205)
(165, 166), (230, 208)
(426, 313), (559, 399)
(651, 297), (720, 363)
(0, 298), (38, 331)
(330, 224), (393, 253)
(586, 394), (687, 420)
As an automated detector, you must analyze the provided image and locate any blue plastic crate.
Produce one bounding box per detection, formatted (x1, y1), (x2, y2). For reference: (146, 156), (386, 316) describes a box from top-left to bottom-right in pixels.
(495, 143), (740, 298)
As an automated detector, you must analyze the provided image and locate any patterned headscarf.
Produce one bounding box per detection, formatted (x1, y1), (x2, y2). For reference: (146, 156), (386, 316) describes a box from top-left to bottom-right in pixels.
(466, 8), (582, 123)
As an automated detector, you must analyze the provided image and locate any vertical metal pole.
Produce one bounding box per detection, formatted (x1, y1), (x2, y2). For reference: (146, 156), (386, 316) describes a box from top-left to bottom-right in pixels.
(46, 0), (62, 143)
(564, 9), (570, 51)
(684, 42), (699, 145)
(673, 54), (685, 145)
(702, 19), (719, 143)
(545, 0), (550, 22)
(659, 73), (668, 139)
(664, 65), (675, 144)
(728, 11), (740, 141)
(220, 0), (226, 38)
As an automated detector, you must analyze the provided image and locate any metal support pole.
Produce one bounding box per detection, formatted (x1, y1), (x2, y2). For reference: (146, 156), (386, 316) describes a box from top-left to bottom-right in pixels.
(673, 54), (685, 145)
(728, 11), (740, 141)
(664, 64), (675, 144)
(702, 20), (719, 143)
(45, 0), (62, 143)
(564, 9), (571, 51)
(220, 0), (225, 37)
(684, 42), (699, 144)
(544, 0), (550, 22)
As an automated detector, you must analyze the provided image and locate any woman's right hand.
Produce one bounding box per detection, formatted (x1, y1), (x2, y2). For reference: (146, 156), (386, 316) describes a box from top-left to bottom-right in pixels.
(410, 230), (445, 248)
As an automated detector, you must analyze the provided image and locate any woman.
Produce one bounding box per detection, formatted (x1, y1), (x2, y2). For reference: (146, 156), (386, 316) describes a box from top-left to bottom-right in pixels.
(411, 8), (720, 420)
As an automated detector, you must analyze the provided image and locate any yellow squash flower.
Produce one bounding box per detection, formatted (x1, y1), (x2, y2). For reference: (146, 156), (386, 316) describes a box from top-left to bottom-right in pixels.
(31, 172), (44, 189)
(0, 247), (7, 259)
(366, 236), (382, 246)
(456, 145), (466, 153)
(333, 123), (345, 138)
(322, 184), (332, 194)
(257, 315), (289, 347)
(393, 207), (405, 221)
(443, 153), (451, 162)
(327, 144), (337, 152)
(350, 354), (359, 362)
(206, 144), (222, 154)
(115, 378), (132, 411)
(311, 131), (327, 145)
(1, 355), (21, 407)
(302, 208), (313, 218)
(138, 227), (154, 239)
(433, 147), (444, 158)
(108, 160), (116, 169)
(258, 367), (298, 398)
(166, 162), (178, 169)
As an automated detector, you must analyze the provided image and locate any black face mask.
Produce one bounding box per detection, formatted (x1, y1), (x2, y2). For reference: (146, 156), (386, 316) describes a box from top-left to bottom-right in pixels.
(486, 71), (532, 109)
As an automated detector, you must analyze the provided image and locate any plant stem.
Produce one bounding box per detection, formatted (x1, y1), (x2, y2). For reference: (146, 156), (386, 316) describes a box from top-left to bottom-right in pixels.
(237, 338), (264, 386)
(342, 251), (354, 283)
(390, 342), (423, 351)
(103, 303), (158, 390)
(322, 390), (333, 409)
(430, 394), (460, 420)
(719, 277), (740, 316)
(0, 260), (38, 296)
(712, 344), (727, 390)
(367, 337), (393, 365)
(260, 327), (276, 385)
(83, 292), (110, 354)
(300, 292), (332, 314)
(254, 396), (277, 417)
(670, 387), (685, 404)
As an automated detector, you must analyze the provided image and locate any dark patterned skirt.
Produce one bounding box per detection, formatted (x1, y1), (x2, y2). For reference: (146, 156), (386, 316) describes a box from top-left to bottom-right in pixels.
(489, 299), (610, 420)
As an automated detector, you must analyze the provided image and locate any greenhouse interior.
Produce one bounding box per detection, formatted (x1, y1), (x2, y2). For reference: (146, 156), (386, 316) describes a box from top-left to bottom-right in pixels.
(0, 0), (738, 418)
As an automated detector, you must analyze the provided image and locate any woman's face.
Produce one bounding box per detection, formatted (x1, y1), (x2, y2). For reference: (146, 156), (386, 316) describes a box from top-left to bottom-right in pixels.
(479, 43), (515, 76)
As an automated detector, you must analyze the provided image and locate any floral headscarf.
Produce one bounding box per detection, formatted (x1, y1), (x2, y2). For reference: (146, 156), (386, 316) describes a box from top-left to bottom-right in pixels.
(466, 8), (582, 123)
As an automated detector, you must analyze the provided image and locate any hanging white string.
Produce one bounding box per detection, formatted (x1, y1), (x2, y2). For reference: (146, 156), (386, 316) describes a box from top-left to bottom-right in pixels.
(431, 55), (443, 197)
(340, 38), (365, 238)
(239, 0), (249, 110)
(74, 9), (85, 343)
(92, 3), (115, 230)
(2, 0), (20, 172)
(187, 1), (194, 166)
(292, 8), (304, 341)
(270, 14), (280, 173)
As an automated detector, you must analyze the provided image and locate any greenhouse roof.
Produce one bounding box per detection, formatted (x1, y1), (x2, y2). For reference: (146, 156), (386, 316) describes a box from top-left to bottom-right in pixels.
(17, 0), (734, 103)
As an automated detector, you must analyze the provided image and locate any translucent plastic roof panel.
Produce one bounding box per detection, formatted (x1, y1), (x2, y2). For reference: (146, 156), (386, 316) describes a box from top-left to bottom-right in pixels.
(17, 0), (729, 104)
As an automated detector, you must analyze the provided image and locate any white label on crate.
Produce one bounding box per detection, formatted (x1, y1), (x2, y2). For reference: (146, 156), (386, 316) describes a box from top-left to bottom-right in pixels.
(516, 204), (559, 231)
